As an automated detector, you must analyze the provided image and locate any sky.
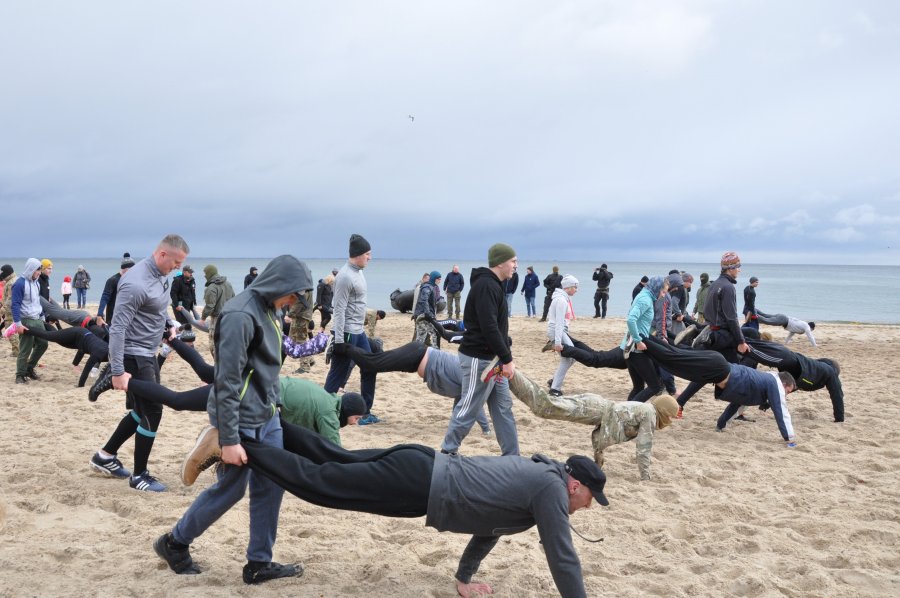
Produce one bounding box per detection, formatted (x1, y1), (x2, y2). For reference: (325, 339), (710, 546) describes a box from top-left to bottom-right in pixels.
(2, 1), (899, 265)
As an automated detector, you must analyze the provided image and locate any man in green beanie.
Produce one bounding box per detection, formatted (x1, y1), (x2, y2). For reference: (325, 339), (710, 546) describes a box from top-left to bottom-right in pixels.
(201, 264), (235, 360)
(441, 243), (520, 456)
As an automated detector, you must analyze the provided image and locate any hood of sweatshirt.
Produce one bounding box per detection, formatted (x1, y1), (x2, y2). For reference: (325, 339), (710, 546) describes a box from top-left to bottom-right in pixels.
(469, 266), (500, 287)
(646, 275), (666, 297)
(248, 255), (313, 303)
(205, 274), (228, 287)
(22, 258), (41, 280)
(552, 287), (570, 301)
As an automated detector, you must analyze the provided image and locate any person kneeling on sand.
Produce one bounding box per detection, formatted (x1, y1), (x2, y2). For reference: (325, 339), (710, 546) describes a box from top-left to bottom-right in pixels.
(168, 418), (609, 598)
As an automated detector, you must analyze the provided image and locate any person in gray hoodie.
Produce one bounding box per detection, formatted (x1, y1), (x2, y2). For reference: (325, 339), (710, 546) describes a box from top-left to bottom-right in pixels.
(154, 254), (312, 585)
(220, 419), (608, 598)
(10, 258), (47, 384)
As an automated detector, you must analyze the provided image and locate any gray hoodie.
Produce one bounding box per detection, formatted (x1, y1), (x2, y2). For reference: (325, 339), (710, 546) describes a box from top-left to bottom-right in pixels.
(208, 255), (313, 446)
(426, 452), (586, 598)
(108, 256), (172, 376)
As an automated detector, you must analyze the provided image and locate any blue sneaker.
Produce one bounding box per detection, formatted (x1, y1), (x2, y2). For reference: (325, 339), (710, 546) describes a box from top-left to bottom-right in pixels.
(130, 470), (167, 492)
(90, 452), (131, 479)
(358, 413), (382, 425)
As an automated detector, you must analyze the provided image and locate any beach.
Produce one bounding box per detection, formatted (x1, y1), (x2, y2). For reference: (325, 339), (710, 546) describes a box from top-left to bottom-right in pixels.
(0, 311), (898, 597)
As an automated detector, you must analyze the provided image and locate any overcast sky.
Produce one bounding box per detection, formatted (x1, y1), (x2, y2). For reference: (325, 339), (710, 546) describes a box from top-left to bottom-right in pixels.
(2, 1), (899, 264)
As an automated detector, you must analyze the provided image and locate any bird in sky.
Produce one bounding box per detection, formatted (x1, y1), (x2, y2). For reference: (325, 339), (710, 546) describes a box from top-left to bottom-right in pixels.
(408, 115), (415, 122)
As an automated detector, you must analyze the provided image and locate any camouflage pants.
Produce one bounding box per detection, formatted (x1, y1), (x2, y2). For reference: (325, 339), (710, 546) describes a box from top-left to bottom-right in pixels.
(288, 290), (315, 367)
(208, 316), (218, 360)
(413, 315), (438, 347)
(508, 371), (607, 463)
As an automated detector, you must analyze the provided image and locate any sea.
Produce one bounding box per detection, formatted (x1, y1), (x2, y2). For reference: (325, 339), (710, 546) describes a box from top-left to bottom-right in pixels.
(13, 257), (899, 325)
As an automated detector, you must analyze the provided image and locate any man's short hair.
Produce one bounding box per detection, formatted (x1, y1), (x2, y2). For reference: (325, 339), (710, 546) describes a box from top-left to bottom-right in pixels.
(376, 310), (386, 319)
(778, 371), (796, 390)
(160, 234), (190, 253)
(808, 322), (816, 330)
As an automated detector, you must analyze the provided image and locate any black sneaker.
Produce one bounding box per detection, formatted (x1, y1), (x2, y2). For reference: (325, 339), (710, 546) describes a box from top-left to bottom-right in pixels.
(324, 335), (335, 365)
(15, 375), (28, 384)
(89, 364), (114, 402)
(541, 339), (554, 352)
(25, 368), (40, 380)
(154, 533), (200, 575)
(242, 561), (303, 585)
(549, 389), (563, 397)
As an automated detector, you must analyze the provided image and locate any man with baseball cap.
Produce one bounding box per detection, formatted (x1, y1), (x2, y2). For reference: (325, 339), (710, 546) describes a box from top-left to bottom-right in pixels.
(223, 419), (609, 597)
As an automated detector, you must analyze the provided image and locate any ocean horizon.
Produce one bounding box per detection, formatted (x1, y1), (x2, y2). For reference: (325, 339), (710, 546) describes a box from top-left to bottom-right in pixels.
(7, 257), (898, 325)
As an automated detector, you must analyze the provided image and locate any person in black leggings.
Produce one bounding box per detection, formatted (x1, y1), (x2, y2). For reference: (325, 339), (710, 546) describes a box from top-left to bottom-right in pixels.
(23, 322), (109, 387)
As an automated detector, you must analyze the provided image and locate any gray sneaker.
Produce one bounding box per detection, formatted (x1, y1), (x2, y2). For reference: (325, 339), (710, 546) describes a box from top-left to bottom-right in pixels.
(90, 452), (131, 479)
(692, 326), (713, 348)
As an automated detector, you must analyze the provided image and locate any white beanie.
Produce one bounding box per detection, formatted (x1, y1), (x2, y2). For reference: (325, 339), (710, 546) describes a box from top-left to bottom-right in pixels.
(561, 275), (579, 289)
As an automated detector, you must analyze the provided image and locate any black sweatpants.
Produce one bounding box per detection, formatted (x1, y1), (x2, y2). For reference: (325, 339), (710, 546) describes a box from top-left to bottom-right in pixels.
(626, 351), (664, 402)
(244, 419), (434, 518)
(642, 336), (731, 385)
(560, 339), (626, 370)
(127, 380), (210, 412)
(343, 341), (427, 374)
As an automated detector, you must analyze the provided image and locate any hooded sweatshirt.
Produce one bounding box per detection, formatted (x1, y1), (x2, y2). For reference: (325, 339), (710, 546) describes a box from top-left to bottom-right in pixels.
(426, 452), (586, 598)
(209, 255), (313, 445)
(547, 287), (574, 345)
(459, 267), (511, 364)
(201, 274), (236, 319)
(623, 276), (664, 349)
(11, 258), (44, 324)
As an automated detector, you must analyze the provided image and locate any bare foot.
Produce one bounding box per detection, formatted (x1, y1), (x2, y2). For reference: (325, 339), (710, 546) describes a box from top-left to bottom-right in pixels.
(457, 580), (494, 597)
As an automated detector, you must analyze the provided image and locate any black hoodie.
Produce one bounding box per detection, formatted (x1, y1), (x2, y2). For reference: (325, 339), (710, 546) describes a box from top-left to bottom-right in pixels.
(459, 267), (512, 364)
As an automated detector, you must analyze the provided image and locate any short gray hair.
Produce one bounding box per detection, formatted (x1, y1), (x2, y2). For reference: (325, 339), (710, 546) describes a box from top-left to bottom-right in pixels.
(159, 234), (190, 253)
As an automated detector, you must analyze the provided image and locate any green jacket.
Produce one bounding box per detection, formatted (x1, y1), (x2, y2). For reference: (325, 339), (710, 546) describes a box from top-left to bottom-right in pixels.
(279, 377), (342, 446)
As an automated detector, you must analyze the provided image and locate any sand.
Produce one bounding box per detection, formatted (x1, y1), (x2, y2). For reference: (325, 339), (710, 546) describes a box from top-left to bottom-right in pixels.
(1, 311), (898, 597)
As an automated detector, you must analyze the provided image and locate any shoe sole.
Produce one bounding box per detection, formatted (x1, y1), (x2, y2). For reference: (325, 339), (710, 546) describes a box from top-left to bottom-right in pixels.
(479, 356), (500, 383)
(181, 426), (221, 486)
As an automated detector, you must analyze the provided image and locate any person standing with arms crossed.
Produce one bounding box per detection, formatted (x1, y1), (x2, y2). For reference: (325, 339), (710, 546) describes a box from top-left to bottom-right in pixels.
(88, 234), (189, 491)
(441, 243), (520, 456)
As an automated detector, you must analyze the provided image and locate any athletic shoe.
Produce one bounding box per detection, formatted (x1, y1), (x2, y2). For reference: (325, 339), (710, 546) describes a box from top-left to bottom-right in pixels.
(549, 389), (563, 397)
(622, 335), (635, 359)
(24, 368), (40, 380)
(674, 324), (698, 347)
(154, 533), (200, 575)
(541, 339), (554, 353)
(242, 561), (303, 585)
(129, 470), (167, 492)
(88, 364), (114, 402)
(479, 356), (501, 383)
(357, 413), (382, 425)
(735, 414), (755, 423)
(15, 375), (28, 385)
(181, 425), (221, 486)
(179, 329), (197, 343)
(481, 427), (493, 438)
(692, 326), (712, 349)
(293, 366), (310, 375)
(89, 452), (131, 478)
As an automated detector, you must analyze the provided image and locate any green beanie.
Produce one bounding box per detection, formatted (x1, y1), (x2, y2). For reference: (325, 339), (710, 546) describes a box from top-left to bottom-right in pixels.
(487, 243), (516, 268)
(203, 265), (218, 280)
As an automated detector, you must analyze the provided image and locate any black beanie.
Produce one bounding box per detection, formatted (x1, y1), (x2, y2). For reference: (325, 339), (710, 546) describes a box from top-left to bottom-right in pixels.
(349, 234), (371, 258)
(339, 392), (367, 427)
(0, 264), (12, 280)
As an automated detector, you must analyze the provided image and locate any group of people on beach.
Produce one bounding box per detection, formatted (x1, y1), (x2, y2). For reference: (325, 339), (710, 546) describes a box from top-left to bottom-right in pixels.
(1, 236), (844, 597)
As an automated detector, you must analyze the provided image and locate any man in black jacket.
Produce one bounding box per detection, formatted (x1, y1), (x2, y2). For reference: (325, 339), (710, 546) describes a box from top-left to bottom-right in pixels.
(441, 243), (519, 456)
(540, 265), (563, 322)
(170, 265), (197, 328)
(591, 264), (613, 318)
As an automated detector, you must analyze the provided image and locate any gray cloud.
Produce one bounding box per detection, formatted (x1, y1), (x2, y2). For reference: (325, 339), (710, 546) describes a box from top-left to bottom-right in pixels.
(2, 1), (899, 264)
